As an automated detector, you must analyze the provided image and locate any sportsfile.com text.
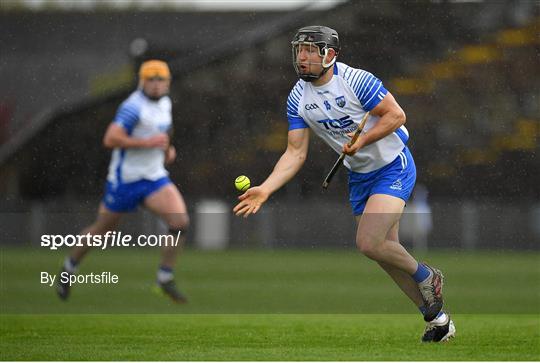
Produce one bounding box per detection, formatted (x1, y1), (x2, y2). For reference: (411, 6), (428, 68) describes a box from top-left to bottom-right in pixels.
(40, 231), (182, 250)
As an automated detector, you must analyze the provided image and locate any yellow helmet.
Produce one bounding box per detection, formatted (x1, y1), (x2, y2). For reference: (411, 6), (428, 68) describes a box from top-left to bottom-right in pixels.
(138, 60), (171, 80)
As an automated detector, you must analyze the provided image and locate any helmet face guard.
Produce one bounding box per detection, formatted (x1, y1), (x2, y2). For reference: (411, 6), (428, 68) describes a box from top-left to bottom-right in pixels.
(291, 26), (340, 82)
(292, 42), (337, 82)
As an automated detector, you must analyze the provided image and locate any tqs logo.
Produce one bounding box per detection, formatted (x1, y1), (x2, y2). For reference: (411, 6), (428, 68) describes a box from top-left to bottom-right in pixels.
(305, 103), (319, 110)
(316, 115), (355, 130)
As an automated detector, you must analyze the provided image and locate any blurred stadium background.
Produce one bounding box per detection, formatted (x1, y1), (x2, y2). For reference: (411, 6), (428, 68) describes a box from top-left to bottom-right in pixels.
(0, 2), (539, 360)
(0, 0), (539, 250)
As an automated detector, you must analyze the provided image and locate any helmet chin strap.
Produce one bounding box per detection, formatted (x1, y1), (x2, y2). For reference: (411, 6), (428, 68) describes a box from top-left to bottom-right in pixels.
(321, 48), (337, 68)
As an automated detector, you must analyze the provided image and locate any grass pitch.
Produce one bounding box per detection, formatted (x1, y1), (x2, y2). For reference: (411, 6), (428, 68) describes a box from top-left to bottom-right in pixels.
(2, 314), (538, 361)
(1, 248), (539, 360)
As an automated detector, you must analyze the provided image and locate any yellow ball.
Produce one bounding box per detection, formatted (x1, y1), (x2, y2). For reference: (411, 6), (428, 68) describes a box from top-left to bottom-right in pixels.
(235, 175), (251, 192)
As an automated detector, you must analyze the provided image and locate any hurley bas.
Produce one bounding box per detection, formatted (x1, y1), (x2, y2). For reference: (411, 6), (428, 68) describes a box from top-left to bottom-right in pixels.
(41, 271), (119, 287)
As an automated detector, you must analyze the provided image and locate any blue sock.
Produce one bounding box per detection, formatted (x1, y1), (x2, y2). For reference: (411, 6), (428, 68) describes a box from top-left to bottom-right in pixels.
(412, 262), (430, 283)
(159, 265), (173, 273)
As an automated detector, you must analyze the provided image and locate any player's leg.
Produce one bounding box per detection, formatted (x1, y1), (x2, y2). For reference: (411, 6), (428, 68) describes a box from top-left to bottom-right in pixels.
(356, 194), (418, 271)
(143, 180), (190, 303)
(358, 217), (424, 308)
(361, 215), (455, 342)
(356, 193), (444, 321)
(70, 203), (123, 262)
(144, 182), (190, 267)
(57, 203), (122, 300)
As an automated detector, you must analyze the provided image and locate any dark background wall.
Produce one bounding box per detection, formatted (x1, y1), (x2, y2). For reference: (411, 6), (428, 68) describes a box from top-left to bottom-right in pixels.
(0, 1), (538, 249)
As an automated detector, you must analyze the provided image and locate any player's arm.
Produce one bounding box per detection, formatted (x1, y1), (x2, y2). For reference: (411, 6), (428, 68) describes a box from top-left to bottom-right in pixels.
(103, 123), (169, 150)
(233, 128), (309, 218)
(165, 124), (176, 164)
(343, 92), (405, 155)
(261, 128), (309, 194)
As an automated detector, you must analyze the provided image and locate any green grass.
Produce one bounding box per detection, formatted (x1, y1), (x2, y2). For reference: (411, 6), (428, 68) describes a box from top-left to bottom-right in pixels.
(1, 248), (539, 360)
(1, 314), (538, 360)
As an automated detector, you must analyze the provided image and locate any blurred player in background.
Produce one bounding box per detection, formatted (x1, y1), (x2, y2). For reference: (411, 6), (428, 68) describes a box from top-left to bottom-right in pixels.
(234, 26), (455, 342)
(56, 60), (189, 303)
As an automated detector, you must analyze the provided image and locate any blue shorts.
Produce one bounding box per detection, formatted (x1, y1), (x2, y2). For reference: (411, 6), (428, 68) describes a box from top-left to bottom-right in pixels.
(103, 177), (172, 212)
(348, 147), (416, 215)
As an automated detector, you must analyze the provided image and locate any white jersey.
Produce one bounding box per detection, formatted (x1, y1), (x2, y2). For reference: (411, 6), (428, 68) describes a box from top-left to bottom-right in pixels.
(286, 62), (409, 173)
(107, 90), (172, 184)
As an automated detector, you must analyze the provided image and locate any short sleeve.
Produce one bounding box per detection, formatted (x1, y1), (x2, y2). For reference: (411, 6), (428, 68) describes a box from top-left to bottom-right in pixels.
(113, 101), (140, 134)
(349, 70), (388, 111)
(286, 82), (309, 130)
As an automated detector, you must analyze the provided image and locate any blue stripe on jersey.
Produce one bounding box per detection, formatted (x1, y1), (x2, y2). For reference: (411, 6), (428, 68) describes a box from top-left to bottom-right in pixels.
(359, 77), (375, 100)
(394, 127), (409, 144)
(287, 82), (309, 130)
(344, 65), (353, 81)
(351, 70), (364, 90)
(364, 85), (387, 111)
(333, 63), (338, 75)
(115, 149), (126, 184)
(290, 90), (300, 103)
(114, 103), (140, 134)
(355, 72), (370, 93)
(349, 70), (388, 111)
(292, 85), (302, 97)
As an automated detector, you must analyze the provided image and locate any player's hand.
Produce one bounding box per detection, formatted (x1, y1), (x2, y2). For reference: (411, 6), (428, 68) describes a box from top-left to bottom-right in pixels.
(145, 133), (169, 149)
(165, 145), (176, 164)
(233, 186), (270, 218)
(342, 132), (363, 156)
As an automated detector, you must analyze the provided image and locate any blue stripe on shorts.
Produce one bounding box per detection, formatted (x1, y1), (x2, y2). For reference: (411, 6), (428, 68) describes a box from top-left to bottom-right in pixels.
(348, 147), (416, 215)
